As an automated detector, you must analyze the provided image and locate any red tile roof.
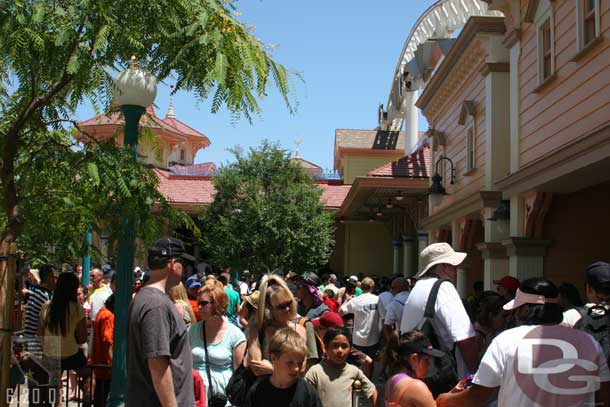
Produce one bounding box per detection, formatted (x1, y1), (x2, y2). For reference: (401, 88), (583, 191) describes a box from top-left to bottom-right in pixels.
(154, 168), (350, 209)
(154, 168), (216, 205)
(368, 143), (430, 178)
(318, 184), (352, 209)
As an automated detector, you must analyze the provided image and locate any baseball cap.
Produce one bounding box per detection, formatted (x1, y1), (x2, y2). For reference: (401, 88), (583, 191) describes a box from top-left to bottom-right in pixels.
(494, 276), (520, 295)
(585, 262), (610, 289)
(400, 335), (445, 358)
(299, 271), (320, 287)
(348, 275), (358, 284)
(187, 280), (202, 289)
(149, 237), (196, 263)
(312, 312), (344, 328)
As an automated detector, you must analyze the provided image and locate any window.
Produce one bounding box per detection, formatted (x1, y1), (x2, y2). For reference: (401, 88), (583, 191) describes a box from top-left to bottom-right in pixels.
(466, 116), (476, 172)
(577, 0), (600, 51)
(180, 148), (186, 161)
(536, 11), (555, 84)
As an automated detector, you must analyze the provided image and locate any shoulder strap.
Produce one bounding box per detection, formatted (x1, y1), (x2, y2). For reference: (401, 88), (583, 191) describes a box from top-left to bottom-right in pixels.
(388, 375), (413, 405)
(424, 279), (449, 319)
(201, 322), (216, 395)
(298, 317), (309, 326)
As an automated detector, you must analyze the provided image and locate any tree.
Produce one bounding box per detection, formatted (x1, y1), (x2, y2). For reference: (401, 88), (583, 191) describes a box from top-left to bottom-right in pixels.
(201, 142), (335, 274)
(0, 0), (294, 255)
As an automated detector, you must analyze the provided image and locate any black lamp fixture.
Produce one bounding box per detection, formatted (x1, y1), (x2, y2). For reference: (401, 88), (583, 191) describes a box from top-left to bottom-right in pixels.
(428, 156), (456, 206)
(386, 198), (394, 209)
(488, 200), (510, 221)
(394, 191), (404, 201)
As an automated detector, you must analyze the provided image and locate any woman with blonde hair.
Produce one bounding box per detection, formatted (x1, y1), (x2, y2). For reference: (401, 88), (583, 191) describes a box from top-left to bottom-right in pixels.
(169, 282), (196, 328)
(246, 274), (319, 376)
(188, 279), (246, 405)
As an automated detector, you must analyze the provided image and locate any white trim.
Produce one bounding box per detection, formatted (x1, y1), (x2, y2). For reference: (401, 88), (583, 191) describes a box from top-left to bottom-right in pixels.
(535, 6), (555, 85)
(576, 0), (601, 52)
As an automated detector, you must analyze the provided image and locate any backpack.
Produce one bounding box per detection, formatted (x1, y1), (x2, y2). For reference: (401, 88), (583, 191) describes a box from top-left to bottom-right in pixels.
(298, 317), (326, 358)
(415, 279), (459, 397)
(575, 303), (610, 365)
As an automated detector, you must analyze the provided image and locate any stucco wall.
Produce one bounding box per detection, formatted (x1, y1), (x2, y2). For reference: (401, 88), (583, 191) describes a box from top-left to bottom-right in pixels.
(344, 222), (394, 276)
(343, 154), (404, 184)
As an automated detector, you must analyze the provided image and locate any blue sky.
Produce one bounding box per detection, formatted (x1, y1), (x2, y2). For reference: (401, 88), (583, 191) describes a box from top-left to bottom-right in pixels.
(77, 1), (437, 170)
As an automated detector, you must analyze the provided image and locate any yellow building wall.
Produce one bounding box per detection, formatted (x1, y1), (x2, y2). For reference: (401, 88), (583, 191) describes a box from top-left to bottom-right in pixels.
(343, 153), (404, 184)
(344, 222), (393, 276)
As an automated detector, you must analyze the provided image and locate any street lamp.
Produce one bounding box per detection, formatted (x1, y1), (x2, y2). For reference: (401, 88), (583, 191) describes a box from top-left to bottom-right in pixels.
(428, 156), (455, 206)
(108, 56), (157, 407)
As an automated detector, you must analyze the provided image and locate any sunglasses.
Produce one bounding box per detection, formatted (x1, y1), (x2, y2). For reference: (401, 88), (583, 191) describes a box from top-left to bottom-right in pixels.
(198, 300), (214, 307)
(272, 300), (292, 311)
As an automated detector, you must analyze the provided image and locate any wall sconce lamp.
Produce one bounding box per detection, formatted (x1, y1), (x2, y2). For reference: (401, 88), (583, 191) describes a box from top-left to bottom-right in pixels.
(488, 200), (510, 221)
(428, 156), (456, 206)
(386, 199), (394, 209)
(394, 191), (404, 201)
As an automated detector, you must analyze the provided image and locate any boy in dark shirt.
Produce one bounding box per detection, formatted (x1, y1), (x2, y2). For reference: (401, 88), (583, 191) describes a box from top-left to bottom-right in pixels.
(245, 327), (322, 407)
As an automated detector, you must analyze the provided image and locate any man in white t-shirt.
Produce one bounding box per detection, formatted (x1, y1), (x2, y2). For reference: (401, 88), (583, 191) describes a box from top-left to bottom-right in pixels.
(377, 277), (398, 327)
(399, 243), (478, 378)
(339, 277), (380, 358)
(437, 278), (610, 407)
(383, 277), (410, 342)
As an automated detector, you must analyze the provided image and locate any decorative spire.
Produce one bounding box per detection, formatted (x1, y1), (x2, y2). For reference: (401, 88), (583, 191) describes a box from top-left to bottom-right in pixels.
(294, 137), (301, 158)
(166, 84), (175, 119)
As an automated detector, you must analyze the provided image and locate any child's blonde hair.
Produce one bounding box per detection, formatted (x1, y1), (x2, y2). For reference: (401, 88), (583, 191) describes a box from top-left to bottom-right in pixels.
(268, 327), (307, 358)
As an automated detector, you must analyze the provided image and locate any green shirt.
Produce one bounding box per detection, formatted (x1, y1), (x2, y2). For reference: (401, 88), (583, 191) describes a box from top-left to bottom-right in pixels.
(225, 287), (241, 319)
(355, 287), (363, 296)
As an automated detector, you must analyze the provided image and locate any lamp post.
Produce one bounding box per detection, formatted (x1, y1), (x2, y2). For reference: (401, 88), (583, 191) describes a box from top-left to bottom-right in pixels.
(428, 156), (455, 206)
(107, 56), (157, 407)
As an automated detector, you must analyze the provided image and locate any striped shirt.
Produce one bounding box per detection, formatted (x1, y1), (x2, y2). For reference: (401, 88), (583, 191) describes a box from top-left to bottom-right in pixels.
(24, 285), (51, 337)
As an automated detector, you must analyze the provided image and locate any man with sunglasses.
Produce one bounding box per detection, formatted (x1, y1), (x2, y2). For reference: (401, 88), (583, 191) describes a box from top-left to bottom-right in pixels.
(126, 237), (196, 407)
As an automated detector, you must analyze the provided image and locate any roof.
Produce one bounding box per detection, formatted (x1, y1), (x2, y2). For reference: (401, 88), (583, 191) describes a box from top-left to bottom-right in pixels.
(78, 105), (210, 147)
(169, 162), (217, 177)
(153, 168), (350, 211)
(319, 184), (352, 209)
(368, 143), (430, 178)
(154, 168), (216, 206)
(334, 129), (407, 151)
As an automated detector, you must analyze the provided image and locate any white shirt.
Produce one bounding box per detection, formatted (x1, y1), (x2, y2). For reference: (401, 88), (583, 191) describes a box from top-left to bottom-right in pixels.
(238, 281), (250, 296)
(377, 291), (394, 323)
(399, 277), (475, 377)
(340, 292), (380, 347)
(90, 286), (112, 322)
(561, 303), (594, 328)
(384, 291), (409, 331)
(474, 324), (610, 407)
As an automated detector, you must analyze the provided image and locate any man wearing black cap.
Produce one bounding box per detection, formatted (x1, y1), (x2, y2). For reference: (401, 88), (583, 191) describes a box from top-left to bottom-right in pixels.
(126, 237), (196, 407)
(296, 271), (329, 320)
(563, 262), (610, 328)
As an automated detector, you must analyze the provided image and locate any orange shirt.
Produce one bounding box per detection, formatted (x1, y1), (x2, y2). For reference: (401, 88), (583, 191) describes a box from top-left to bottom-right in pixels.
(189, 299), (202, 321)
(91, 307), (114, 380)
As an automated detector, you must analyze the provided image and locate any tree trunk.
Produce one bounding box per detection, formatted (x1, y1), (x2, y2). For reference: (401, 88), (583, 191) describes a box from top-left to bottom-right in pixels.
(0, 241), (17, 407)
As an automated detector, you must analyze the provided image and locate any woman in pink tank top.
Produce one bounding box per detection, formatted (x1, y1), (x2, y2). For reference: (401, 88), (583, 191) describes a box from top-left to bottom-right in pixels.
(384, 331), (442, 407)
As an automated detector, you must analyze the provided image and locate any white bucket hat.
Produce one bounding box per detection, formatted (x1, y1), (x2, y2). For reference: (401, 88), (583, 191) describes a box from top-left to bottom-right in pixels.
(415, 243), (467, 278)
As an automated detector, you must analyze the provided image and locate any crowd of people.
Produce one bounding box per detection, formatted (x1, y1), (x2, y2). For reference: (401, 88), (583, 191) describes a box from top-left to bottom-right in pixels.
(12, 237), (610, 407)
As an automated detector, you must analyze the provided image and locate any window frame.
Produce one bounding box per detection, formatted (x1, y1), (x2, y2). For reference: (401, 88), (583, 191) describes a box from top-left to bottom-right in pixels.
(465, 115), (476, 173)
(535, 8), (555, 85)
(576, 0), (601, 51)
(180, 148), (186, 161)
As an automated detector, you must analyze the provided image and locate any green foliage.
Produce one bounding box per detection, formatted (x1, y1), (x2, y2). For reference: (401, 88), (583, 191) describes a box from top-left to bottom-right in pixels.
(3, 128), (198, 264)
(0, 0), (294, 260)
(200, 142), (335, 274)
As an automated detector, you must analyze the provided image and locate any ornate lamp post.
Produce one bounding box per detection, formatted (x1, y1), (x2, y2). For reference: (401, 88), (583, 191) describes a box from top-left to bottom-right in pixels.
(107, 56), (157, 407)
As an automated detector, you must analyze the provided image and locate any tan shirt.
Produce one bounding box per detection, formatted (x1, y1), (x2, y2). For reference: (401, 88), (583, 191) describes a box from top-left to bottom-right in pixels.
(40, 301), (85, 358)
(305, 361), (375, 407)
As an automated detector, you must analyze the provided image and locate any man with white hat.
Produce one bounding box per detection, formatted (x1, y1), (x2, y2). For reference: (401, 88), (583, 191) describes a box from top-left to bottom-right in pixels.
(399, 242), (478, 378)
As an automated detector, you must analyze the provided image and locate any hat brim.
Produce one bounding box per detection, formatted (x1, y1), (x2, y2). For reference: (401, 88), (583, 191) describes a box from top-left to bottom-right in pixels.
(421, 348), (445, 358)
(415, 251), (467, 278)
(244, 297), (259, 309)
(180, 253), (196, 263)
(502, 298), (520, 311)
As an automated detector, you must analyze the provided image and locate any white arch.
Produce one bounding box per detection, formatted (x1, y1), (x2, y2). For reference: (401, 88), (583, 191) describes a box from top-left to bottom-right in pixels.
(383, 0), (503, 138)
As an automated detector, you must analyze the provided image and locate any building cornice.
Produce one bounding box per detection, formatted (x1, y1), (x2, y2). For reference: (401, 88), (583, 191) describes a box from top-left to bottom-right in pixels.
(417, 16), (506, 114)
(479, 62), (510, 77)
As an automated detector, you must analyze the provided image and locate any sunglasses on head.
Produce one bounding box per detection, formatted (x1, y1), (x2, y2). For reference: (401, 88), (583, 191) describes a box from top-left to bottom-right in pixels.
(198, 300), (214, 307)
(272, 300), (292, 311)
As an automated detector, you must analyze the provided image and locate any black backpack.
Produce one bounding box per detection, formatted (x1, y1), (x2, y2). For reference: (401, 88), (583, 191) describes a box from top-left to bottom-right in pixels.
(575, 303), (610, 365)
(415, 279), (459, 397)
